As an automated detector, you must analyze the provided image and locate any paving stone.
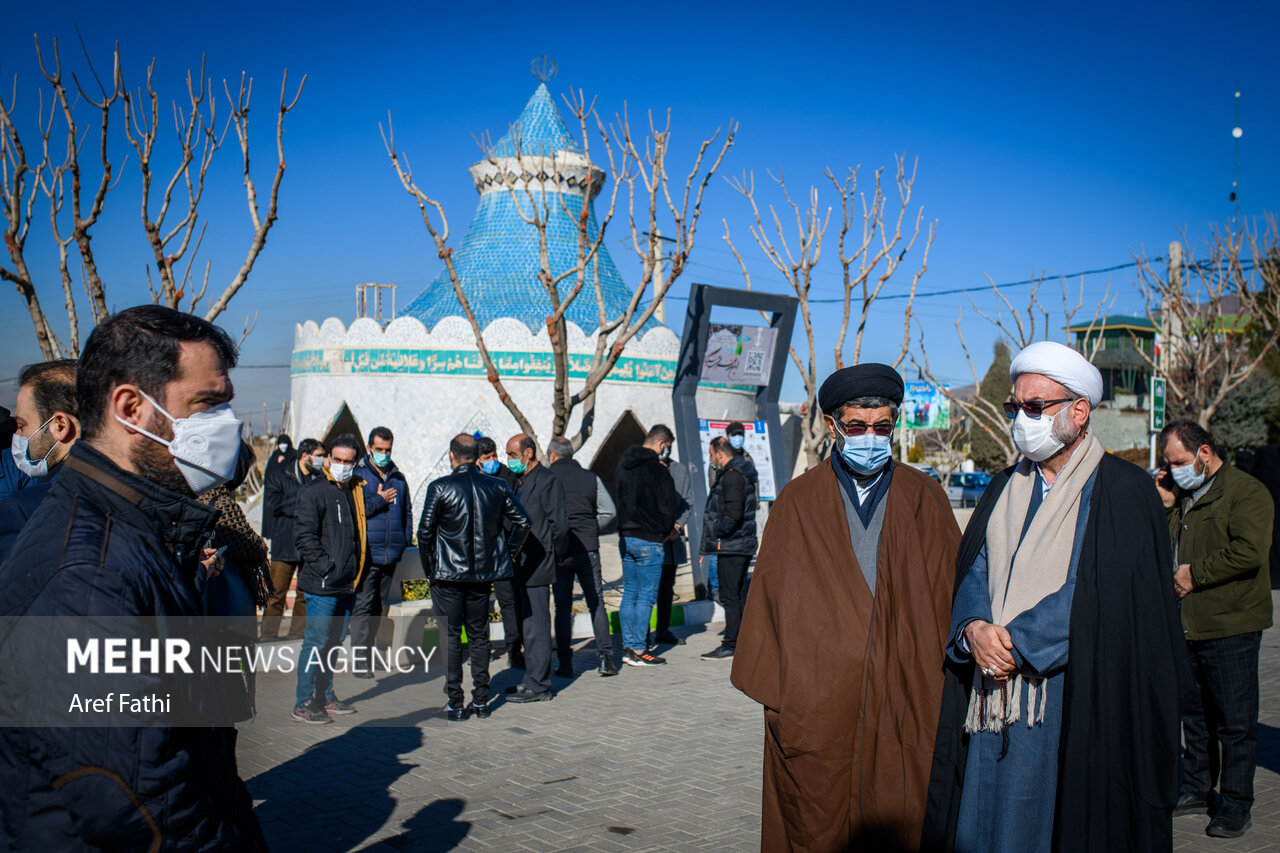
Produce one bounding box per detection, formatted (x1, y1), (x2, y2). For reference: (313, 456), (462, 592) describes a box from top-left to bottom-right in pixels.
(241, 592), (1280, 850)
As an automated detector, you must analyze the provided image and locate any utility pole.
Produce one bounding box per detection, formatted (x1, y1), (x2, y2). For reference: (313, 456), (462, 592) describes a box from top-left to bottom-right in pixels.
(652, 229), (666, 325)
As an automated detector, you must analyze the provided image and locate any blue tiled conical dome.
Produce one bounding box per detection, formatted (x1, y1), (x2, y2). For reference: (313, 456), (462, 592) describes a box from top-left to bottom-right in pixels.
(404, 84), (649, 335)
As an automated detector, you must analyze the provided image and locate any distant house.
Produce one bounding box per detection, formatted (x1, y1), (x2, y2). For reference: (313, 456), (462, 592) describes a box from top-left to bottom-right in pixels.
(1066, 314), (1156, 405)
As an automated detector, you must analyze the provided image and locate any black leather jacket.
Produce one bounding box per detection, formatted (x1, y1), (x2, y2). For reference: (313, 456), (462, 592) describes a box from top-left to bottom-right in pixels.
(417, 463), (531, 583)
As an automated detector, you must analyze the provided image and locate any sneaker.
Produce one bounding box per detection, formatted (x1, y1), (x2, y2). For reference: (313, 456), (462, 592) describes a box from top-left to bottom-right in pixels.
(506, 686), (554, 703)
(598, 653), (619, 676)
(324, 697), (357, 715)
(444, 704), (470, 722)
(652, 630), (686, 646)
(1173, 790), (1210, 817)
(468, 701), (491, 719)
(623, 648), (666, 667)
(1206, 807), (1251, 838)
(290, 704), (332, 725)
(701, 644), (734, 660)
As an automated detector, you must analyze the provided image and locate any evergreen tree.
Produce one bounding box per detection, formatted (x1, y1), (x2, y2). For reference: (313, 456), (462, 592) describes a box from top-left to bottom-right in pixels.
(970, 340), (1013, 472)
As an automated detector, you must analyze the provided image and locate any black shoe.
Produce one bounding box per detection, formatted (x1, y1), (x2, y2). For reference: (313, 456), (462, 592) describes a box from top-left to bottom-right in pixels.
(468, 701), (491, 719)
(510, 652), (526, 669)
(701, 644), (734, 660)
(490, 649), (506, 661)
(623, 648), (665, 667)
(324, 697), (357, 715)
(554, 663), (574, 678)
(290, 704), (332, 725)
(598, 653), (619, 676)
(1206, 807), (1251, 838)
(444, 704), (470, 722)
(353, 670), (375, 679)
(653, 630), (686, 646)
(506, 686), (553, 703)
(1173, 790), (1210, 817)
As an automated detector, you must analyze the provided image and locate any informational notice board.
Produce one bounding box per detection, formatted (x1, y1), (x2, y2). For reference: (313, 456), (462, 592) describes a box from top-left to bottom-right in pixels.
(699, 324), (779, 386)
(697, 419), (777, 500)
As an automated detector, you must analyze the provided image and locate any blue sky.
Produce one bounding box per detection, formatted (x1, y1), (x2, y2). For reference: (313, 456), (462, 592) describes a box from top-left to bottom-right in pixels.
(2, 1), (1276, 428)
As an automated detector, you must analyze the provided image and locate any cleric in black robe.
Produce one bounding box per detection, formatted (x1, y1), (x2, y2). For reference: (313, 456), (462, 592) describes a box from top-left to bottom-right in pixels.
(921, 342), (1190, 853)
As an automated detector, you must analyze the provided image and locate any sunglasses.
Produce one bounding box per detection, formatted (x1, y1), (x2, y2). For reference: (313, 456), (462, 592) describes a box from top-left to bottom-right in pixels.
(1003, 398), (1076, 419)
(830, 418), (895, 437)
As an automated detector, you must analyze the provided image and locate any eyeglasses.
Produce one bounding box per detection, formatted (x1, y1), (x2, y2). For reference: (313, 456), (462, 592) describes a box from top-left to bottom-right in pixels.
(830, 418), (895, 437)
(1003, 398), (1076, 420)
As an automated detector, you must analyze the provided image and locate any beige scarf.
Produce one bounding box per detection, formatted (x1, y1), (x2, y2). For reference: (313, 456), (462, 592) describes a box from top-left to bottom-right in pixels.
(964, 431), (1105, 733)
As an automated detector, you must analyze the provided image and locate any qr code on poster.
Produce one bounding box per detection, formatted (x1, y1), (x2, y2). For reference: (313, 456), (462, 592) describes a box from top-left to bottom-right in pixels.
(743, 349), (766, 377)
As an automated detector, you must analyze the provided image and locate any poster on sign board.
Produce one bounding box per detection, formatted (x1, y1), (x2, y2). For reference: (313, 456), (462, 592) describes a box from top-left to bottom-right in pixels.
(697, 419), (776, 500)
(901, 381), (950, 430)
(700, 325), (778, 386)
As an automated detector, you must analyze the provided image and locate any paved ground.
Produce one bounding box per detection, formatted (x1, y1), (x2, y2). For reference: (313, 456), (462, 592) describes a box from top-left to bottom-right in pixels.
(239, 594), (1280, 852)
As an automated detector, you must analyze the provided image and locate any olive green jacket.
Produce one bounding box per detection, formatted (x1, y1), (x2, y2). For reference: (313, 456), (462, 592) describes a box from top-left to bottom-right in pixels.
(1168, 462), (1274, 641)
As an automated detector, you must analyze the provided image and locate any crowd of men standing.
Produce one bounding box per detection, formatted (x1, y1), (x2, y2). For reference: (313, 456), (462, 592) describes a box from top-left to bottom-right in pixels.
(1, 304), (1277, 851)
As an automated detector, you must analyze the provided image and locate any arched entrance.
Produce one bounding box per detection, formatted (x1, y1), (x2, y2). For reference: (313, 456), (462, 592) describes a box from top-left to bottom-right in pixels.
(590, 410), (646, 500)
(321, 403), (366, 458)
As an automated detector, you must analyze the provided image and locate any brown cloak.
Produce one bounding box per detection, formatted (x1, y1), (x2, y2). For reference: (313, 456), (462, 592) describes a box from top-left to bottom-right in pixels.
(731, 461), (960, 852)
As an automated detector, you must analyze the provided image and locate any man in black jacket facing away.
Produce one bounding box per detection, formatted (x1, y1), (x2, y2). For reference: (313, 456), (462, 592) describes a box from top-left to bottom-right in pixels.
(547, 435), (618, 677)
(615, 424), (679, 666)
(701, 436), (758, 660)
(0, 305), (266, 850)
(419, 434), (532, 719)
(505, 433), (570, 701)
(261, 437), (323, 639)
(292, 433), (384, 724)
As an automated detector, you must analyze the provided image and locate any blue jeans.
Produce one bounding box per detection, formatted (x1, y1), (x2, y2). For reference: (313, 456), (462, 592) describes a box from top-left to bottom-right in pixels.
(295, 592), (354, 708)
(706, 554), (719, 596)
(620, 536), (665, 652)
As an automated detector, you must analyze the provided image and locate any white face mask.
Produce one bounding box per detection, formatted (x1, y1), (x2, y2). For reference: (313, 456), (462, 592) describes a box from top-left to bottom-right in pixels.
(116, 389), (244, 494)
(1011, 406), (1069, 463)
(278, 442), (289, 453)
(1171, 457), (1206, 491)
(330, 461), (355, 484)
(11, 416), (57, 478)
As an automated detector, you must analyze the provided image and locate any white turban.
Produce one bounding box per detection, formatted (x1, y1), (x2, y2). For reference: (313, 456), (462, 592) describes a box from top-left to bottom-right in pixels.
(1009, 340), (1103, 407)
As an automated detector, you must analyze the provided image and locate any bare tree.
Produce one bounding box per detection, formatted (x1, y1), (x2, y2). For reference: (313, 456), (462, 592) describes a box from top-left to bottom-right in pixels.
(1132, 216), (1280, 427)
(912, 274), (1112, 468)
(723, 154), (935, 469)
(383, 95), (735, 452)
(1, 35), (303, 358)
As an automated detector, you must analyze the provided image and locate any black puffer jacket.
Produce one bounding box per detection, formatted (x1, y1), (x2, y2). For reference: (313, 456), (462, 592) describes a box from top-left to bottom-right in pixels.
(295, 472), (383, 597)
(417, 463), (531, 583)
(264, 457), (320, 562)
(702, 454), (759, 556)
(0, 442), (266, 851)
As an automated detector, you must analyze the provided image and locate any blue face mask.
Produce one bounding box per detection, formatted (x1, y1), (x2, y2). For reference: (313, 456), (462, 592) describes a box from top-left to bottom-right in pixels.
(371, 452), (391, 468)
(839, 433), (892, 476)
(480, 459), (501, 475)
(729, 434), (745, 451)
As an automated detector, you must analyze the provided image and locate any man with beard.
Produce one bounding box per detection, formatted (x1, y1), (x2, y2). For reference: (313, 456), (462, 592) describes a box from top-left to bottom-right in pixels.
(923, 341), (1186, 853)
(731, 363), (960, 850)
(0, 305), (266, 849)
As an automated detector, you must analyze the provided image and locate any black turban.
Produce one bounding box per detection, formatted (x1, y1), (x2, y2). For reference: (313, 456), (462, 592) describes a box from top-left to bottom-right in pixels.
(818, 363), (904, 415)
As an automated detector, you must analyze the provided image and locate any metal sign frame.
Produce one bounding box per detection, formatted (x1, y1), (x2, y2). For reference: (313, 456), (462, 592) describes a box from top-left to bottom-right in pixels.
(672, 282), (798, 599)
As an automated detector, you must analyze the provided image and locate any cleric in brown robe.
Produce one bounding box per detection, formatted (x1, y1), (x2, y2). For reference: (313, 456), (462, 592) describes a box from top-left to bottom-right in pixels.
(731, 363), (961, 852)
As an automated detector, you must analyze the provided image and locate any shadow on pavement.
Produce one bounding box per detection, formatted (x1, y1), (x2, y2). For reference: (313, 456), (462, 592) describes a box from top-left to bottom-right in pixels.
(248, 708), (470, 851)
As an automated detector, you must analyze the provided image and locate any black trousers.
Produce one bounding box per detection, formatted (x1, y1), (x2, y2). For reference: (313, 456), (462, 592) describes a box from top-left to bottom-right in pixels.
(515, 581), (552, 694)
(350, 562), (395, 667)
(1182, 631), (1262, 812)
(554, 552), (610, 666)
(655, 559), (677, 635)
(493, 578), (521, 656)
(717, 554), (751, 650)
(431, 580), (492, 707)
